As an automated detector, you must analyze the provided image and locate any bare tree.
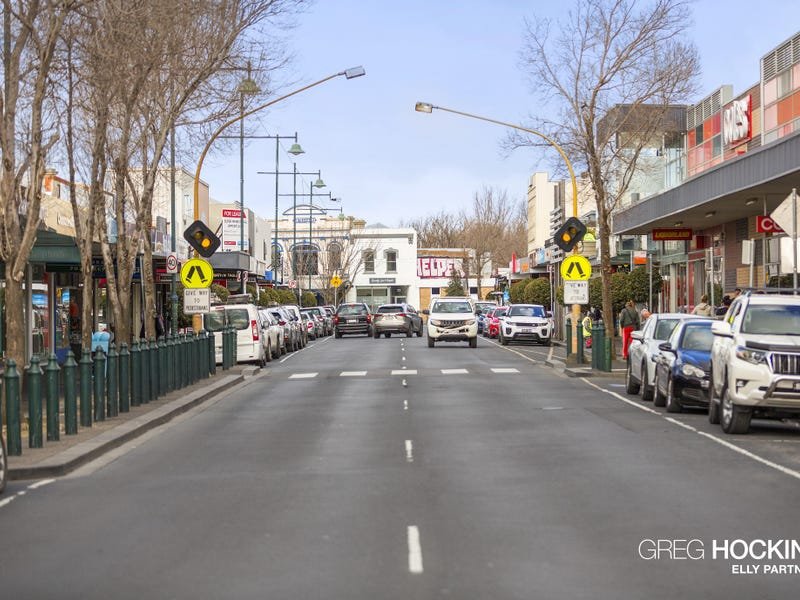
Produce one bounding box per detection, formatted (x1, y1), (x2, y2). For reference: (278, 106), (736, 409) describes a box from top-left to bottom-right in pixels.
(0, 0), (78, 366)
(402, 211), (464, 249)
(518, 0), (698, 345)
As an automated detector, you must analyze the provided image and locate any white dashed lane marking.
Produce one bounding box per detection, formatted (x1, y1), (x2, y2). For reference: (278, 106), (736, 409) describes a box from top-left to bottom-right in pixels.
(339, 371), (367, 377)
(289, 373), (318, 379)
(405, 440), (414, 463)
(407, 526), (424, 574)
(392, 369), (417, 375)
(441, 369), (468, 374)
(491, 368), (520, 373)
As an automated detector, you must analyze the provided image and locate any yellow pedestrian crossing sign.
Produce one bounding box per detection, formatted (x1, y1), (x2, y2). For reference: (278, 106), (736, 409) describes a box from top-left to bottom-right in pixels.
(330, 275), (342, 288)
(560, 255), (591, 281)
(180, 257), (214, 289)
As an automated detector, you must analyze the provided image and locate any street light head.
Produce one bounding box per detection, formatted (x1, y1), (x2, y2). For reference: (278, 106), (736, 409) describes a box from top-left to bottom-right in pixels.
(344, 66), (366, 79)
(288, 143), (305, 156)
(415, 102), (434, 113)
(313, 177), (326, 189)
(238, 77), (260, 95)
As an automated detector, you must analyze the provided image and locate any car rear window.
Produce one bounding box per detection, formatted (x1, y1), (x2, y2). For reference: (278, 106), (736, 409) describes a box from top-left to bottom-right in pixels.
(204, 310), (225, 332)
(338, 304), (367, 316)
(681, 325), (714, 350)
(378, 305), (403, 313)
(654, 318), (680, 340)
(227, 308), (250, 330)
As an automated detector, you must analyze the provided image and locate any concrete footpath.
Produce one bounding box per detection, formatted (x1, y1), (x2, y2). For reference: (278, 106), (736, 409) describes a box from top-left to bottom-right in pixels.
(547, 339), (627, 378)
(7, 365), (260, 481)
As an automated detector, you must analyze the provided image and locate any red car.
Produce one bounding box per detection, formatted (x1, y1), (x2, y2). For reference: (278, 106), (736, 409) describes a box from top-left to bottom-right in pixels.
(485, 306), (508, 338)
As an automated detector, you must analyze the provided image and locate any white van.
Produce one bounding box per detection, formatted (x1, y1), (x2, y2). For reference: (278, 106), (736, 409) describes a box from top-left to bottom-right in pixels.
(202, 302), (268, 366)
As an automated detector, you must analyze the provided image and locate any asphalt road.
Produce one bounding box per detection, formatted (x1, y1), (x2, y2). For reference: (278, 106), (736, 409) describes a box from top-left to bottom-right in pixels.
(2, 333), (800, 599)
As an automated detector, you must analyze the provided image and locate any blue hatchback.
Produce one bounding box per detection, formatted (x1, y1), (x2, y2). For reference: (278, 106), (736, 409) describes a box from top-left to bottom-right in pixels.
(653, 319), (714, 413)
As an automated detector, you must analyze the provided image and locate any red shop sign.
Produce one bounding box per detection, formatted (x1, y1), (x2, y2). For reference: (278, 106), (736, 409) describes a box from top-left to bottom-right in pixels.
(756, 215), (784, 234)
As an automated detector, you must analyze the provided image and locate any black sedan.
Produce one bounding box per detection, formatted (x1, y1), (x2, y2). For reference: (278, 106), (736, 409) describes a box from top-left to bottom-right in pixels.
(653, 319), (714, 413)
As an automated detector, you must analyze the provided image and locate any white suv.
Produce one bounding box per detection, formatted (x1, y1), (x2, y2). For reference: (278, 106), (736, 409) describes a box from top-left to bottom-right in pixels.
(424, 297), (478, 348)
(499, 303), (552, 346)
(709, 293), (800, 434)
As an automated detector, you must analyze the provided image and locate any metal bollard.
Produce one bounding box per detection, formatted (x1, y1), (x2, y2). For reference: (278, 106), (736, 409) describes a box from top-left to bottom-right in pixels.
(149, 337), (159, 400)
(45, 353), (60, 441)
(63, 351), (78, 435)
(130, 340), (142, 407)
(93, 347), (106, 422)
(119, 343), (130, 412)
(165, 333), (174, 392)
(576, 325), (585, 365)
(140, 338), (151, 404)
(187, 334), (195, 385)
(79, 348), (93, 427)
(194, 333), (201, 382)
(208, 330), (216, 376)
(157, 336), (166, 396)
(565, 318), (572, 358)
(107, 343), (119, 417)
(28, 356), (43, 448)
(5, 360), (21, 455)
(177, 333), (186, 388)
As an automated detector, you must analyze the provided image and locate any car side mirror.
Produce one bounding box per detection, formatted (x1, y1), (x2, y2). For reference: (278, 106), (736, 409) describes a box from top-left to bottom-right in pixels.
(658, 342), (674, 353)
(422, 309), (430, 315)
(546, 311), (553, 318)
(711, 320), (733, 338)
(630, 331), (643, 341)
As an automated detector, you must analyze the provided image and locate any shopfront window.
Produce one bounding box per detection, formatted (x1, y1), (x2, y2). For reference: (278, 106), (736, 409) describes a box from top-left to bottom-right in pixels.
(356, 287), (388, 312)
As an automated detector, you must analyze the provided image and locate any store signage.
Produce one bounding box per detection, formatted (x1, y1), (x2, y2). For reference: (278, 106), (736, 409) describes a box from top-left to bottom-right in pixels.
(416, 257), (464, 279)
(652, 228), (693, 241)
(756, 215), (784, 234)
(221, 208), (248, 252)
(369, 277), (396, 284)
(723, 95), (751, 146)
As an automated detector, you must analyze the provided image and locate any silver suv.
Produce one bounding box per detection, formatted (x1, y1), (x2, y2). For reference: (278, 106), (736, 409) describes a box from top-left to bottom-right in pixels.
(709, 293), (800, 434)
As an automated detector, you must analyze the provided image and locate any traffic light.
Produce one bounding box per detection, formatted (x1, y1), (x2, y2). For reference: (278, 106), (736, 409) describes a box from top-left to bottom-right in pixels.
(554, 217), (587, 253)
(183, 220), (220, 258)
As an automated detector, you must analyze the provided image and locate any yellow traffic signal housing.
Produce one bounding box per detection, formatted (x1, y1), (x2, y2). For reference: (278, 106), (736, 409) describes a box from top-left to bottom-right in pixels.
(554, 217), (587, 252)
(183, 220), (220, 258)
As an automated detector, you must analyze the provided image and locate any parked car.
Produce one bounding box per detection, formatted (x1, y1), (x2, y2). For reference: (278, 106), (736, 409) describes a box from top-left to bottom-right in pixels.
(709, 293), (800, 434)
(202, 302), (268, 366)
(268, 307), (297, 352)
(334, 303), (373, 337)
(499, 304), (551, 346)
(0, 429), (7, 494)
(301, 311), (317, 340)
(258, 309), (285, 358)
(301, 306), (330, 337)
(485, 306), (508, 339)
(653, 319), (714, 412)
(475, 301), (498, 334)
(424, 297), (478, 348)
(281, 304), (308, 347)
(373, 303), (423, 338)
(625, 313), (701, 401)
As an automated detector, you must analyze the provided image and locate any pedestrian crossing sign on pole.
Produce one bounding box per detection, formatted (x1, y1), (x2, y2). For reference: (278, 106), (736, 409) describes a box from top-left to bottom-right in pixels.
(560, 255), (591, 281)
(180, 257), (214, 289)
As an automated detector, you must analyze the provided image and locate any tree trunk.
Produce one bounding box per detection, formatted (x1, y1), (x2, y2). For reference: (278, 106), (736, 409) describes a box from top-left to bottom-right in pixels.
(80, 258), (94, 352)
(5, 275), (26, 367)
(598, 206), (616, 358)
(142, 231), (157, 340)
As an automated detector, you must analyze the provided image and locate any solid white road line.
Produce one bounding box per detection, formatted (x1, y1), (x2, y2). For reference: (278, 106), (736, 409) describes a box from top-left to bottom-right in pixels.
(0, 495), (17, 509)
(27, 478), (55, 490)
(491, 368), (520, 374)
(340, 371), (367, 377)
(289, 373), (318, 379)
(407, 526), (424, 574)
(582, 378), (800, 483)
(392, 369), (417, 375)
(441, 368), (468, 374)
(405, 440), (414, 463)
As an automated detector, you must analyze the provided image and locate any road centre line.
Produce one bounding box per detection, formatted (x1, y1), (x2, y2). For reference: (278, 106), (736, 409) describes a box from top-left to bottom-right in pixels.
(340, 371), (367, 377)
(392, 369), (417, 375)
(582, 378), (800, 483)
(407, 526), (424, 574)
(441, 368), (468, 374)
(405, 440), (414, 462)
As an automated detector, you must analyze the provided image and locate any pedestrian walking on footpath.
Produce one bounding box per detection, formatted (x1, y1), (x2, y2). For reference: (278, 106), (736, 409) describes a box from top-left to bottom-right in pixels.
(619, 300), (640, 360)
(692, 294), (713, 316)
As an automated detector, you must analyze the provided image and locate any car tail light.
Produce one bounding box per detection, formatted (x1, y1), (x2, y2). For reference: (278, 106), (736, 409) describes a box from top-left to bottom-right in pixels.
(333, 315), (339, 325)
(366, 314), (372, 323)
(278, 319), (286, 326)
(398, 313), (406, 318)
(251, 319), (259, 341)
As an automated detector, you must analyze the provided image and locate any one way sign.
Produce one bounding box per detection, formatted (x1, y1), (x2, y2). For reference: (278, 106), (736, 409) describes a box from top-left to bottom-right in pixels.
(180, 257), (214, 289)
(560, 255), (591, 281)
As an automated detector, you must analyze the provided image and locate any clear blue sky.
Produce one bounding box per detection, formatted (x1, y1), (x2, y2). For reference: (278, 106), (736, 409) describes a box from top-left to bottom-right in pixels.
(200, 0), (800, 227)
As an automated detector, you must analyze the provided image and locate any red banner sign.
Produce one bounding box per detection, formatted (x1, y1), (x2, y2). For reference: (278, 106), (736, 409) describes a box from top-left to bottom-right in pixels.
(756, 215), (784, 234)
(652, 228), (693, 241)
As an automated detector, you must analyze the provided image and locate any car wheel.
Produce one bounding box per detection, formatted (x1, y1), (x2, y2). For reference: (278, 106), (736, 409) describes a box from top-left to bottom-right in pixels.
(500, 332), (509, 346)
(265, 343), (272, 363)
(708, 379), (721, 424)
(665, 377), (682, 413)
(541, 338), (551, 346)
(416, 326), (423, 338)
(640, 361), (654, 401)
(385, 332), (392, 338)
(625, 358), (641, 395)
(721, 386), (751, 434)
(335, 330), (342, 339)
(469, 336), (477, 348)
(427, 335), (435, 348)
(406, 328), (413, 338)
(260, 348), (268, 368)
(653, 371), (666, 407)
(0, 434), (7, 494)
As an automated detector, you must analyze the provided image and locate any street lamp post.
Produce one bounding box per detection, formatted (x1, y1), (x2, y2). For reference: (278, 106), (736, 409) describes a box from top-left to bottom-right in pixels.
(190, 65), (364, 330)
(415, 101), (583, 359)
